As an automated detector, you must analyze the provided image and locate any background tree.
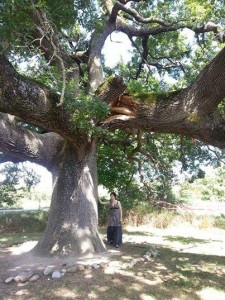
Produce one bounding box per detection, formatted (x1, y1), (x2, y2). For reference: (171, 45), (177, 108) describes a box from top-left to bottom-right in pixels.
(1, 0), (225, 256)
(0, 162), (40, 207)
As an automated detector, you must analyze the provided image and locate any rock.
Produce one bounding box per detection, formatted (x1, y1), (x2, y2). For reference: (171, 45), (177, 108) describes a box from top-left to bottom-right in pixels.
(5, 277), (14, 284)
(61, 269), (66, 273)
(150, 244), (156, 250)
(151, 250), (158, 258)
(29, 275), (39, 282)
(78, 265), (85, 271)
(121, 263), (127, 269)
(143, 255), (150, 261)
(92, 263), (100, 269)
(52, 271), (61, 279)
(100, 262), (107, 268)
(67, 265), (79, 273)
(145, 251), (151, 256)
(43, 266), (54, 276)
(133, 258), (144, 264)
(14, 270), (34, 283)
(131, 259), (138, 265)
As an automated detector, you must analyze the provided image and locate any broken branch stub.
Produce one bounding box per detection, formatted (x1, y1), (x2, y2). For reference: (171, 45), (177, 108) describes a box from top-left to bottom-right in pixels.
(96, 75), (127, 103)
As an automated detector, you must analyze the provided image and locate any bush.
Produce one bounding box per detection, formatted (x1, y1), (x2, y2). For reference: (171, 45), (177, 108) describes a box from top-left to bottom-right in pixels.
(215, 215), (225, 230)
(0, 211), (48, 233)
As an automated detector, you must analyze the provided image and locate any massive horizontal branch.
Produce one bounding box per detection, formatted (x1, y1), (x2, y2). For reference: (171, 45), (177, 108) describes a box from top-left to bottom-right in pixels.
(0, 113), (64, 170)
(0, 54), (80, 141)
(183, 47), (225, 115)
(0, 153), (24, 164)
(99, 41), (225, 149)
(101, 95), (225, 149)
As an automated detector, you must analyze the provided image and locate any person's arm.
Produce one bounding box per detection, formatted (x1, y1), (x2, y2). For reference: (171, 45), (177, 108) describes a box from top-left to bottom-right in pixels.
(98, 198), (110, 205)
(118, 201), (123, 223)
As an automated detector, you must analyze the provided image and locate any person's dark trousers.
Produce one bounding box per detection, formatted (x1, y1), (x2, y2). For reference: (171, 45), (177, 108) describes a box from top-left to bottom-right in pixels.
(107, 226), (122, 246)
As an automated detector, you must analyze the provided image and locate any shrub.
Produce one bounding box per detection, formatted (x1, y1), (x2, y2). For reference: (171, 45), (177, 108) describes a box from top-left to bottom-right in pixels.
(0, 211), (48, 233)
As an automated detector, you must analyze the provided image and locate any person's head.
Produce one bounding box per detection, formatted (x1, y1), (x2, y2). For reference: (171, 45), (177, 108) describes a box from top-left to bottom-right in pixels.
(110, 192), (117, 201)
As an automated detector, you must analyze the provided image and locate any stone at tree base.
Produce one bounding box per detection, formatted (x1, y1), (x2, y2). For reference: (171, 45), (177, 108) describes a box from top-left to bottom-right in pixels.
(100, 262), (107, 268)
(14, 270), (34, 283)
(78, 265), (85, 271)
(52, 271), (61, 279)
(92, 263), (100, 269)
(66, 265), (79, 273)
(86, 265), (93, 270)
(150, 244), (156, 250)
(5, 277), (14, 284)
(29, 275), (39, 282)
(43, 266), (54, 276)
(143, 255), (150, 261)
(150, 250), (158, 258)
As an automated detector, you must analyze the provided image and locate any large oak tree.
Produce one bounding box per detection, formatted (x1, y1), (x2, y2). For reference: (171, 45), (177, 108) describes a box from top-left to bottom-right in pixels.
(1, 0), (225, 256)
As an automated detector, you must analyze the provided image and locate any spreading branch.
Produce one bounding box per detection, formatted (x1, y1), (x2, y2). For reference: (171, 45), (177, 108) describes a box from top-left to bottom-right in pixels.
(0, 54), (78, 140)
(29, 6), (80, 103)
(0, 113), (64, 171)
(88, 22), (115, 93)
(110, 1), (179, 26)
(99, 43), (225, 149)
(183, 46), (225, 114)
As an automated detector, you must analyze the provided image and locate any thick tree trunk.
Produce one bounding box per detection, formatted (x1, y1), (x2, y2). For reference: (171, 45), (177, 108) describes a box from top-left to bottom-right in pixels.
(33, 140), (106, 257)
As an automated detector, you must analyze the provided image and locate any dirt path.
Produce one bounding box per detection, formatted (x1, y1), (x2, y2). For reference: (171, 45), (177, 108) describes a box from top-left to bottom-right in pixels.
(0, 226), (225, 300)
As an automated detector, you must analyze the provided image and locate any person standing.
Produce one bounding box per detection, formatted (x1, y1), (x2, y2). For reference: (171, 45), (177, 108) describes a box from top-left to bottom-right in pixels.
(99, 192), (122, 248)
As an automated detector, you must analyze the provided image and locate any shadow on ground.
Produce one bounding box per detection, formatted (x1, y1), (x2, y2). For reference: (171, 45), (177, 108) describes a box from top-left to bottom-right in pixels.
(0, 234), (225, 300)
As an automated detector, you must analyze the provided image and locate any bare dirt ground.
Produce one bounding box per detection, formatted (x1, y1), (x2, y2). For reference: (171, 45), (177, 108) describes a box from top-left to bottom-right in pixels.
(0, 225), (225, 300)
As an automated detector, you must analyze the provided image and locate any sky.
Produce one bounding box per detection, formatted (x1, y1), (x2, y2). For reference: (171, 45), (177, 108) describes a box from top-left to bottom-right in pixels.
(102, 32), (132, 67)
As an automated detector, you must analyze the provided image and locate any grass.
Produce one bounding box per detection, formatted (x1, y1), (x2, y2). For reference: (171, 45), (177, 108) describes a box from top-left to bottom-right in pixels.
(0, 211), (48, 233)
(164, 236), (209, 245)
(0, 232), (41, 245)
(1, 225), (225, 300)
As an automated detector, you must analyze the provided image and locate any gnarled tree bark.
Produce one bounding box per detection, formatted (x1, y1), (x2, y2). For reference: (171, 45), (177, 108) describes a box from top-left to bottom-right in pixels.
(33, 140), (105, 256)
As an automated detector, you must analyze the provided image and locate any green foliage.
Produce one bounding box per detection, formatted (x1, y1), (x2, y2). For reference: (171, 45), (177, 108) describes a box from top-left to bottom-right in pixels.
(66, 93), (109, 135)
(178, 166), (225, 202)
(0, 211), (48, 233)
(0, 163), (40, 208)
(215, 215), (225, 230)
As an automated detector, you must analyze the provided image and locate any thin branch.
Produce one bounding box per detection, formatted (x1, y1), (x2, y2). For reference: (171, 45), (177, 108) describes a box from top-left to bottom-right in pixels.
(111, 1), (175, 26)
(206, 145), (225, 164)
(129, 36), (184, 76)
(35, 22), (66, 106)
(116, 18), (224, 41)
